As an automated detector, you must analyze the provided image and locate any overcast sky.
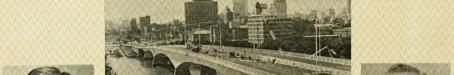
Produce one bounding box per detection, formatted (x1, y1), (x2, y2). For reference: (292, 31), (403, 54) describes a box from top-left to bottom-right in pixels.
(105, 0), (349, 24)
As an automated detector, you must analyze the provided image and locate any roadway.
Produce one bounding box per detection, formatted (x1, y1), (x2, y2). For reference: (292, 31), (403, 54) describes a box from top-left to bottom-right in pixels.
(202, 45), (351, 70)
(158, 45), (350, 75)
(157, 45), (323, 75)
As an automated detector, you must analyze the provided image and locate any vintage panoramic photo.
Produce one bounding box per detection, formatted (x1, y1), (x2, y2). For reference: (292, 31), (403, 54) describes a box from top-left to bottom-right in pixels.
(105, 0), (351, 75)
(361, 63), (450, 75)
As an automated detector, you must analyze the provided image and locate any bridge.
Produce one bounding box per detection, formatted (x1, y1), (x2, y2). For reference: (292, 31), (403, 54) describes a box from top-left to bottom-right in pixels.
(106, 44), (351, 75)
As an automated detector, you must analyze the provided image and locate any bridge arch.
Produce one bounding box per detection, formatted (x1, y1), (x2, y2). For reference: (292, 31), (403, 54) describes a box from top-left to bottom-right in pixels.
(152, 53), (176, 73)
(137, 48), (145, 58)
(175, 62), (217, 75)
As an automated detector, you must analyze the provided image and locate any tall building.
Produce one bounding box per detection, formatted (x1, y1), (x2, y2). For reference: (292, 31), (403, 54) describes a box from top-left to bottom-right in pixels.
(139, 16), (151, 34)
(272, 0), (287, 15)
(130, 18), (140, 34)
(120, 20), (130, 33)
(184, 0), (218, 25)
(232, 0), (247, 16)
(247, 15), (295, 47)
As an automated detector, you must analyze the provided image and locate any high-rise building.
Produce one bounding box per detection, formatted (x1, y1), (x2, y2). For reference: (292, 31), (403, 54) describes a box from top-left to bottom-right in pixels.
(272, 0), (287, 15)
(120, 20), (130, 32)
(247, 15), (295, 47)
(184, 0), (218, 25)
(139, 16), (151, 34)
(233, 0), (247, 16)
(130, 18), (140, 34)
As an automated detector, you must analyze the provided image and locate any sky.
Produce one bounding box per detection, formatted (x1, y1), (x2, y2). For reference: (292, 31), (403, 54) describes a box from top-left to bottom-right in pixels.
(105, 0), (349, 24)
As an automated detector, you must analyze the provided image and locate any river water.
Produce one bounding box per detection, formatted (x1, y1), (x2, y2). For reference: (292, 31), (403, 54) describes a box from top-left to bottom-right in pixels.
(106, 55), (173, 75)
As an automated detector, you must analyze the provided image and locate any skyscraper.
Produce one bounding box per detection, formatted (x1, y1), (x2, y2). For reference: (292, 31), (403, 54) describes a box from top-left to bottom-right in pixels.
(130, 18), (140, 34)
(184, 0), (218, 25)
(272, 0), (287, 15)
(139, 16), (151, 34)
(233, 0), (247, 16)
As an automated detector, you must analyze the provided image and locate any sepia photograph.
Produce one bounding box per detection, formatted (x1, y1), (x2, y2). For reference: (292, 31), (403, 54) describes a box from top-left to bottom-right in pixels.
(361, 63), (450, 75)
(3, 0), (454, 75)
(2, 65), (94, 75)
(105, 0), (351, 75)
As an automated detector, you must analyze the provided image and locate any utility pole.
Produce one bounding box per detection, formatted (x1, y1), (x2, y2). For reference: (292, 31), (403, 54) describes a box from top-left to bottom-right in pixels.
(219, 22), (222, 46)
(198, 23), (201, 44)
(315, 21), (319, 67)
(183, 24), (185, 44)
(184, 24), (188, 44)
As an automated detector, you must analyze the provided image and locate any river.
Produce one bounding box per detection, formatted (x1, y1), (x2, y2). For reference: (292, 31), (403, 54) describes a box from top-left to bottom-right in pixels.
(106, 55), (173, 75)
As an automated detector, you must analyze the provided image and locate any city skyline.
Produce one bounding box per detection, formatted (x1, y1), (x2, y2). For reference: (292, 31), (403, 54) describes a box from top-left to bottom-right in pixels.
(105, 0), (352, 74)
(105, 0), (349, 24)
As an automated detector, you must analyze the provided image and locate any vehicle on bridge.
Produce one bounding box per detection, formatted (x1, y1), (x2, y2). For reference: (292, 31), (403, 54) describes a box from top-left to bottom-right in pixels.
(186, 43), (202, 52)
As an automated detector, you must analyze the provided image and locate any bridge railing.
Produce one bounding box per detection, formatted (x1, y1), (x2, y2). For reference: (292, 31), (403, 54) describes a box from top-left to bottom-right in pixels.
(204, 45), (351, 66)
(258, 55), (350, 75)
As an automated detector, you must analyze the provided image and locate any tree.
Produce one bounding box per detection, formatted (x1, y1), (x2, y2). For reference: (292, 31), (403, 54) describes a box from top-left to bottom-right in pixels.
(226, 7), (233, 22)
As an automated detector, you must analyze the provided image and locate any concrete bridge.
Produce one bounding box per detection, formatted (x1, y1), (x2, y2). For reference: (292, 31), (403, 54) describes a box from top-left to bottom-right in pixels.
(111, 44), (351, 75)
(119, 45), (274, 75)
